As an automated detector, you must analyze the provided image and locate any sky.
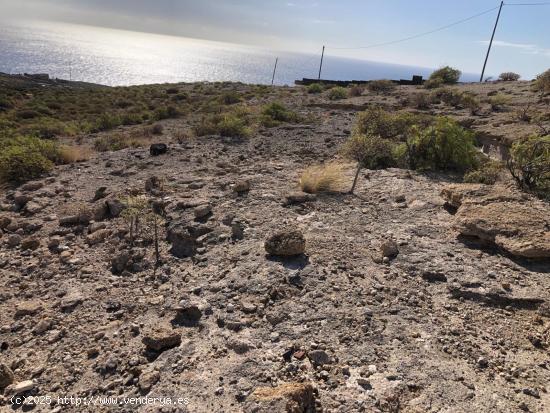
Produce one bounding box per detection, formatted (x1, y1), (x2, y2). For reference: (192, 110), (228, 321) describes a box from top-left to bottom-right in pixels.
(1, 0), (549, 78)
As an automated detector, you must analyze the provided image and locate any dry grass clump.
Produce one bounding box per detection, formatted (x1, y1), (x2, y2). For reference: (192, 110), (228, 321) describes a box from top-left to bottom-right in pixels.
(57, 145), (92, 163)
(299, 162), (347, 194)
(94, 133), (149, 152)
(367, 80), (396, 94)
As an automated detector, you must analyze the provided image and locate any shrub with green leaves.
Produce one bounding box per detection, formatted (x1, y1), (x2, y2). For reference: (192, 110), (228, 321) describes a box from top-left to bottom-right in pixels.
(429, 66), (461, 85)
(499, 72), (520, 81)
(327, 87), (347, 100)
(220, 91), (241, 105)
(367, 80), (396, 94)
(342, 134), (397, 170)
(260, 102), (299, 127)
(463, 159), (503, 184)
(507, 135), (550, 198)
(0, 136), (62, 183)
(307, 83), (323, 94)
(489, 93), (511, 111)
(355, 107), (432, 140)
(194, 112), (251, 138)
(533, 69), (550, 94)
(401, 117), (477, 171)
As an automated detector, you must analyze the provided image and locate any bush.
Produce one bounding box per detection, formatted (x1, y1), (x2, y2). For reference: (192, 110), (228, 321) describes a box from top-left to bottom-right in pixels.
(342, 134), (397, 170)
(507, 135), (550, 197)
(261, 102), (299, 127)
(489, 94), (511, 111)
(407, 92), (433, 110)
(355, 107), (432, 140)
(424, 78), (443, 89)
(499, 72), (520, 81)
(463, 159), (503, 184)
(194, 113), (251, 138)
(94, 134), (148, 152)
(0, 136), (63, 183)
(299, 163), (347, 194)
(429, 66), (461, 85)
(220, 91), (241, 105)
(348, 85), (364, 97)
(367, 80), (396, 94)
(401, 117), (478, 171)
(327, 87), (347, 100)
(534, 69), (550, 94)
(307, 83), (323, 94)
(432, 88), (480, 114)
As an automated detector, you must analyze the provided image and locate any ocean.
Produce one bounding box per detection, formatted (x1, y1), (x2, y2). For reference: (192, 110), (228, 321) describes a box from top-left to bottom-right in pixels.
(0, 20), (477, 87)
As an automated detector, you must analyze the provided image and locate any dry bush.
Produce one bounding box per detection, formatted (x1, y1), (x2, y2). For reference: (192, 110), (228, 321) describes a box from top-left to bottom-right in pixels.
(299, 162), (347, 194)
(499, 72), (520, 81)
(534, 69), (550, 94)
(348, 85), (364, 97)
(57, 145), (91, 163)
(367, 80), (396, 94)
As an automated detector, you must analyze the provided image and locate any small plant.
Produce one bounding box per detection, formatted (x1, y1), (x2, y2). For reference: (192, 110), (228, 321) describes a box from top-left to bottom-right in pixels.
(220, 91), (241, 105)
(499, 72), (520, 81)
(57, 145), (91, 164)
(307, 83), (323, 94)
(355, 107), (432, 140)
(489, 93), (511, 111)
(424, 78), (443, 89)
(507, 135), (550, 198)
(299, 162), (347, 194)
(348, 85), (364, 97)
(367, 80), (396, 94)
(0, 136), (62, 183)
(429, 66), (461, 85)
(151, 124), (164, 135)
(342, 134), (397, 193)
(461, 93), (482, 115)
(533, 69), (550, 94)
(194, 112), (252, 138)
(94, 134), (148, 152)
(407, 92), (433, 110)
(327, 87), (348, 100)
(463, 159), (503, 184)
(401, 117), (478, 171)
(260, 102), (299, 127)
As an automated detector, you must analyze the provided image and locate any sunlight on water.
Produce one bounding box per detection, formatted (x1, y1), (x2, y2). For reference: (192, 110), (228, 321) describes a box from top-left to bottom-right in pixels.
(0, 20), (464, 86)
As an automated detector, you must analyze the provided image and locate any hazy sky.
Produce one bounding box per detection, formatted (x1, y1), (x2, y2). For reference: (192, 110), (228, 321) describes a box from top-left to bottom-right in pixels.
(1, 0), (549, 78)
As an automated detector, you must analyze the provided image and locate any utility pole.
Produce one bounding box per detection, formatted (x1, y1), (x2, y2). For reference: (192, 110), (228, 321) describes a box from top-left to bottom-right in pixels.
(271, 57), (278, 85)
(318, 45), (325, 80)
(480, 1), (504, 82)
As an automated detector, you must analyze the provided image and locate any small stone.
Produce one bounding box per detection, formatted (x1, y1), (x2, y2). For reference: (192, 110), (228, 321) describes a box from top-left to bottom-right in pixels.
(244, 382), (315, 413)
(194, 204), (212, 219)
(86, 229), (110, 245)
(5, 380), (36, 395)
(233, 180), (250, 194)
(0, 363), (14, 389)
(308, 349), (332, 366)
(477, 357), (489, 368)
(142, 326), (181, 352)
(139, 371), (160, 393)
(15, 301), (42, 318)
(21, 237), (40, 251)
(380, 239), (399, 258)
(7, 234), (21, 248)
(265, 230), (306, 256)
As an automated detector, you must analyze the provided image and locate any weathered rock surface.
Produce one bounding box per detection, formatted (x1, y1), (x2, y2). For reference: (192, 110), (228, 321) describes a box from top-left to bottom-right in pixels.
(265, 230), (306, 256)
(244, 382), (316, 413)
(442, 184), (550, 258)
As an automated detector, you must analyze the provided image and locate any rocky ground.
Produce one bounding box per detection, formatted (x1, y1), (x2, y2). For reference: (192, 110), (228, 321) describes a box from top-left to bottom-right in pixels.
(0, 78), (549, 413)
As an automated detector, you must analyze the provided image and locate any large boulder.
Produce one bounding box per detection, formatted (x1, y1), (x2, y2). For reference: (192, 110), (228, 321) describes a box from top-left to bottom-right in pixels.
(441, 184), (550, 258)
(265, 230), (306, 256)
(244, 382), (316, 413)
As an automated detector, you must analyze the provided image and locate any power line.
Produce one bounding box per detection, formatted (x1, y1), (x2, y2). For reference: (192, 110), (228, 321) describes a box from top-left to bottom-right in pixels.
(505, 2), (550, 5)
(326, 5), (500, 50)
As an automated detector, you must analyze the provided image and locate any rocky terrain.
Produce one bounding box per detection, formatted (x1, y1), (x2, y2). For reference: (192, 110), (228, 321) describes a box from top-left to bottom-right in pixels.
(0, 75), (549, 412)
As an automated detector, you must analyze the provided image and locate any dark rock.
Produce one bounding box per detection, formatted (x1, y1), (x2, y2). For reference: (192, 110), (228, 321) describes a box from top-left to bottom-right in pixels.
(150, 143), (168, 156)
(265, 230), (306, 256)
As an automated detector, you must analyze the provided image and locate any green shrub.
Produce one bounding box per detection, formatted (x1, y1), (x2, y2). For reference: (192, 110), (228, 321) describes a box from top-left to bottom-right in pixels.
(507, 135), (550, 197)
(401, 117), (477, 171)
(533, 69), (550, 94)
(19, 118), (72, 139)
(342, 134), (397, 170)
(93, 134), (147, 152)
(0, 136), (62, 183)
(464, 159), (503, 184)
(367, 80), (396, 94)
(355, 107), (432, 140)
(429, 66), (461, 85)
(489, 94), (511, 111)
(307, 83), (323, 94)
(15, 109), (40, 119)
(499, 72), (520, 81)
(407, 92), (433, 109)
(327, 87), (348, 100)
(260, 102), (299, 127)
(194, 113), (251, 138)
(220, 91), (241, 105)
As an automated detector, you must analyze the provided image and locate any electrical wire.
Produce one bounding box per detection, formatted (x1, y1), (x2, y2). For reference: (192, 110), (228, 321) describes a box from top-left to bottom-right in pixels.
(326, 5), (500, 50)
